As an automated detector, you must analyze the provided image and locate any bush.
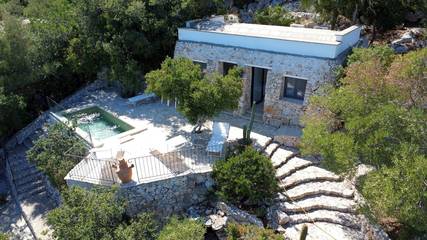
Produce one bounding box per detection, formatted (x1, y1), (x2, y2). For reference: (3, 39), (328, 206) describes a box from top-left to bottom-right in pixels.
(114, 212), (158, 240)
(254, 6), (294, 26)
(213, 147), (279, 207)
(0, 232), (8, 240)
(0, 89), (26, 139)
(158, 216), (205, 240)
(226, 222), (282, 240)
(47, 187), (126, 240)
(27, 123), (88, 187)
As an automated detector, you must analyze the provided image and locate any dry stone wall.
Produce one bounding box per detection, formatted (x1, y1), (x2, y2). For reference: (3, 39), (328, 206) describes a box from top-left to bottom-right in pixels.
(174, 41), (346, 125)
(119, 172), (214, 218)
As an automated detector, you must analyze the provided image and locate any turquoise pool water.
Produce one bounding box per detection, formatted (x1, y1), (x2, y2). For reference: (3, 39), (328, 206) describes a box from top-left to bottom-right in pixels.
(64, 107), (134, 141)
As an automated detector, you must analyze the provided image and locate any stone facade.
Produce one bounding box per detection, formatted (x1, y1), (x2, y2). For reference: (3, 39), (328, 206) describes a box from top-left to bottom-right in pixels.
(174, 41), (347, 126)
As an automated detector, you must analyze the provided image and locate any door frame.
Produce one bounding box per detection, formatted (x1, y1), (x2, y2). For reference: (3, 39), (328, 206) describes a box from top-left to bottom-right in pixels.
(250, 67), (268, 106)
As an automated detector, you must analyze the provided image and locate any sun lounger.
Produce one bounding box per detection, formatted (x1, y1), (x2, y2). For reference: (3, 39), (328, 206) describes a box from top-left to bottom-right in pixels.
(127, 93), (157, 106)
(206, 122), (230, 155)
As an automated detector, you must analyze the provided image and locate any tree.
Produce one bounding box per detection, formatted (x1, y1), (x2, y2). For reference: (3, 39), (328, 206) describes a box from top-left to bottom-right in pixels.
(27, 124), (88, 187)
(360, 147), (427, 237)
(146, 57), (243, 132)
(254, 5), (295, 26)
(157, 217), (205, 240)
(0, 89), (26, 139)
(301, 0), (427, 32)
(213, 147), (279, 207)
(47, 187), (126, 240)
(300, 46), (427, 237)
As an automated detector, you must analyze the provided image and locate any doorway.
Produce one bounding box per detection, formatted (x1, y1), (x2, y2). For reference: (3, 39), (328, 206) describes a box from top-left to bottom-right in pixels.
(250, 67), (268, 113)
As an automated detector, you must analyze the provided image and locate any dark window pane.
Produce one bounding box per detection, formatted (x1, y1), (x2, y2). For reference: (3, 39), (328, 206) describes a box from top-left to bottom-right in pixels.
(193, 61), (207, 71)
(223, 62), (237, 76)
(283, 77), (307, 100)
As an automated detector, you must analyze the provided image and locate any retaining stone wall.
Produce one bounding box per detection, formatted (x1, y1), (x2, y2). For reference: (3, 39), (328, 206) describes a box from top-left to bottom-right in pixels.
(174, 41), (347, 125)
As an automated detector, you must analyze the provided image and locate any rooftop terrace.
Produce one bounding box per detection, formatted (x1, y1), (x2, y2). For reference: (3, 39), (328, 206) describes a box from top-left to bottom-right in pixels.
(178, 16), (362, 59)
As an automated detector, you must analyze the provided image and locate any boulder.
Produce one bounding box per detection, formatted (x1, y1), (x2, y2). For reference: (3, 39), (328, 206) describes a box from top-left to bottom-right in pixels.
(216, 202), (264, 227)
(205, 214), (228, 231)
(266, 204), (290, 231)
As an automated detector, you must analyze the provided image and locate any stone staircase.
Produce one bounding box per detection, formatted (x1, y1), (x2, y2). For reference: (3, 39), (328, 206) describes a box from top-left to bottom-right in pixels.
(264, 142), (363, 240)
(6, 130), (57, 239)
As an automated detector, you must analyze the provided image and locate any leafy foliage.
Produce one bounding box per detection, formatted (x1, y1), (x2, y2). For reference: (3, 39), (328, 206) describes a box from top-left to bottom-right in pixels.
(146, 57), (243, 131)
(0, 89), (26, 139)
(213, 147), (279, 207)
(226, 222), (282, 240)
(27, 124), (87, 187)
(254, 6), (294, 26)
(114, 213), (158, 240)
(157, 216), (205, 240)
(48, 187), (126, 240)
(360, 147), (427, 237)
(0, 232), (8, 240)
(301, 46), (427, 237)
(301, 0), (427, 31)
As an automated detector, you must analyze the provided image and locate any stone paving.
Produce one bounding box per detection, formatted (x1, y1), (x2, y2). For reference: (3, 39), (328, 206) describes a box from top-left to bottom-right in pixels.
(0, 196), (33, 240)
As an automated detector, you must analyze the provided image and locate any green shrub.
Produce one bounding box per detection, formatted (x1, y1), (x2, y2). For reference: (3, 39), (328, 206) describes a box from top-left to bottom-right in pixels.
(27, 123), (88, 187)
(114, 212), (158, 240)
(213, 147), (279, 207)
(47, 187), (126, 240)
(226, 222), (282, 240)
(158, 216), (205, 240)
(254, 6), (294, 26)
(0, 232), (9, 240)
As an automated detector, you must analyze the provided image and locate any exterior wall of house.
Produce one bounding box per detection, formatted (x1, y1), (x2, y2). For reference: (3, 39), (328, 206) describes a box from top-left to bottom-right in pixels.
(174, 41), (346, 126)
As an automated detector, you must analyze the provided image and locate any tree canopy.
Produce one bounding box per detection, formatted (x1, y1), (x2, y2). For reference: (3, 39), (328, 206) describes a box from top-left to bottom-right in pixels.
(146, 57), (243, 132)
(301, 46), (427, 237)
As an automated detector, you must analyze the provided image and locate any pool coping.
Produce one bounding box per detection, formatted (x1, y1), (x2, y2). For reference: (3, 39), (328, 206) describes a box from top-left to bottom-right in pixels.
(50, 104), (141, 148)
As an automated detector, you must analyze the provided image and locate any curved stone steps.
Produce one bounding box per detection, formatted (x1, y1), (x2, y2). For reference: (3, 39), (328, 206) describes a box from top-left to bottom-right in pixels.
(284, 222), (364, 240)
(279, 195), (356, 214)
(276, 157), (316, 179)
(271, 148), (297, 168)
(280, 166), (341, 189)
(281, 181), (355, 201)
(287, 210), (360, 230)
(264, 142), (281, 158)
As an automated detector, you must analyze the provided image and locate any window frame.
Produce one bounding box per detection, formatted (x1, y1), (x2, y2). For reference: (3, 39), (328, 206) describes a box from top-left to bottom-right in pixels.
(282, 76), (308, 101)
(193, 60), (207, 72)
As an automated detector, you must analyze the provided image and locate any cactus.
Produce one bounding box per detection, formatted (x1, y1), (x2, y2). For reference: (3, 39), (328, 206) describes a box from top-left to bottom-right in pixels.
(299, 224), (308, 240)
(241, 102), (256, 145)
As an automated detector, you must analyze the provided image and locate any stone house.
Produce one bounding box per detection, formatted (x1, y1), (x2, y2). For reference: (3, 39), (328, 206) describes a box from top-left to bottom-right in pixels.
(174, 16), (362, 126)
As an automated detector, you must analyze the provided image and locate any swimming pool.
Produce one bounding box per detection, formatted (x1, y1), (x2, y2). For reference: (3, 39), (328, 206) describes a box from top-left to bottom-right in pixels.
(59, 106), (134, 143)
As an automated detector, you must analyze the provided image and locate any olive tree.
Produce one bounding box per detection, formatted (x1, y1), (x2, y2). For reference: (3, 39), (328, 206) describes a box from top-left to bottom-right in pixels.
(146, 57), (243, 132)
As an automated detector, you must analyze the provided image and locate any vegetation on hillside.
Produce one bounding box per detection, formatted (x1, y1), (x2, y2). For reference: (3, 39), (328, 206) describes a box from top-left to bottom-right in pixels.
(254, 5), (294, 26)
(301, 46), (427, 238)
(27, 124), (88, 187)
(146, 57), (243, 132)
(157, 217), (206, 240)
(226, 222), (283, 240)
(0, 0), (223, 140)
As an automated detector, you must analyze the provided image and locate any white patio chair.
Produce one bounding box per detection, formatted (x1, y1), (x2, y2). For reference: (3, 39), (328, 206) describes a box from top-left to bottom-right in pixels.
(206, 122), (230, 155)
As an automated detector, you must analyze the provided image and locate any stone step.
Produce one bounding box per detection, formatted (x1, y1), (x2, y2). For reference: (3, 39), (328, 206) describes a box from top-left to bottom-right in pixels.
(287, 210), (360, 229)
(15, 171), (44, 188)
(284, 222), (364, 240)
(276, 157), (316, 179)
(280, 166), (341, 189)
(264, 142), (281, 157)
(9, 157), (31, 168)
(18, 185), (47, 200)
(279, 195), (356, 214)
(270, 148), (297, 168)
(281, 181), (355, 201)
(17, 179), (45, 195)
(13, 166), (40, 179)
(10, 162), (36, 175)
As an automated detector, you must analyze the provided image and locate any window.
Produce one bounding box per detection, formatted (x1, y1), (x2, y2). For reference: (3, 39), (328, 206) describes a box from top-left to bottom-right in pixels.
(193, 61), (207, 72)
(222, 62), (237, 76)
(283, 77), (307, 101)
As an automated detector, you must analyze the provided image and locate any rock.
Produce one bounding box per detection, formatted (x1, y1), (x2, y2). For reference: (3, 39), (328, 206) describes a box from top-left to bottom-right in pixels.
(218, 210), (225, 217)
(205, 209), (213, 215)
(186, 206), (201, 219)
(267, 204), (290, 231)
(208, 214), (228, 231)
(391, 43), (410, 54)
(216, 202), (264, 227)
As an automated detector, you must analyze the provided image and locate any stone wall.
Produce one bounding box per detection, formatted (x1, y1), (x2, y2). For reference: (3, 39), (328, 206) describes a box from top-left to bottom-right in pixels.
(120, 172), (214, 218)
(174, 41), (347, 126)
